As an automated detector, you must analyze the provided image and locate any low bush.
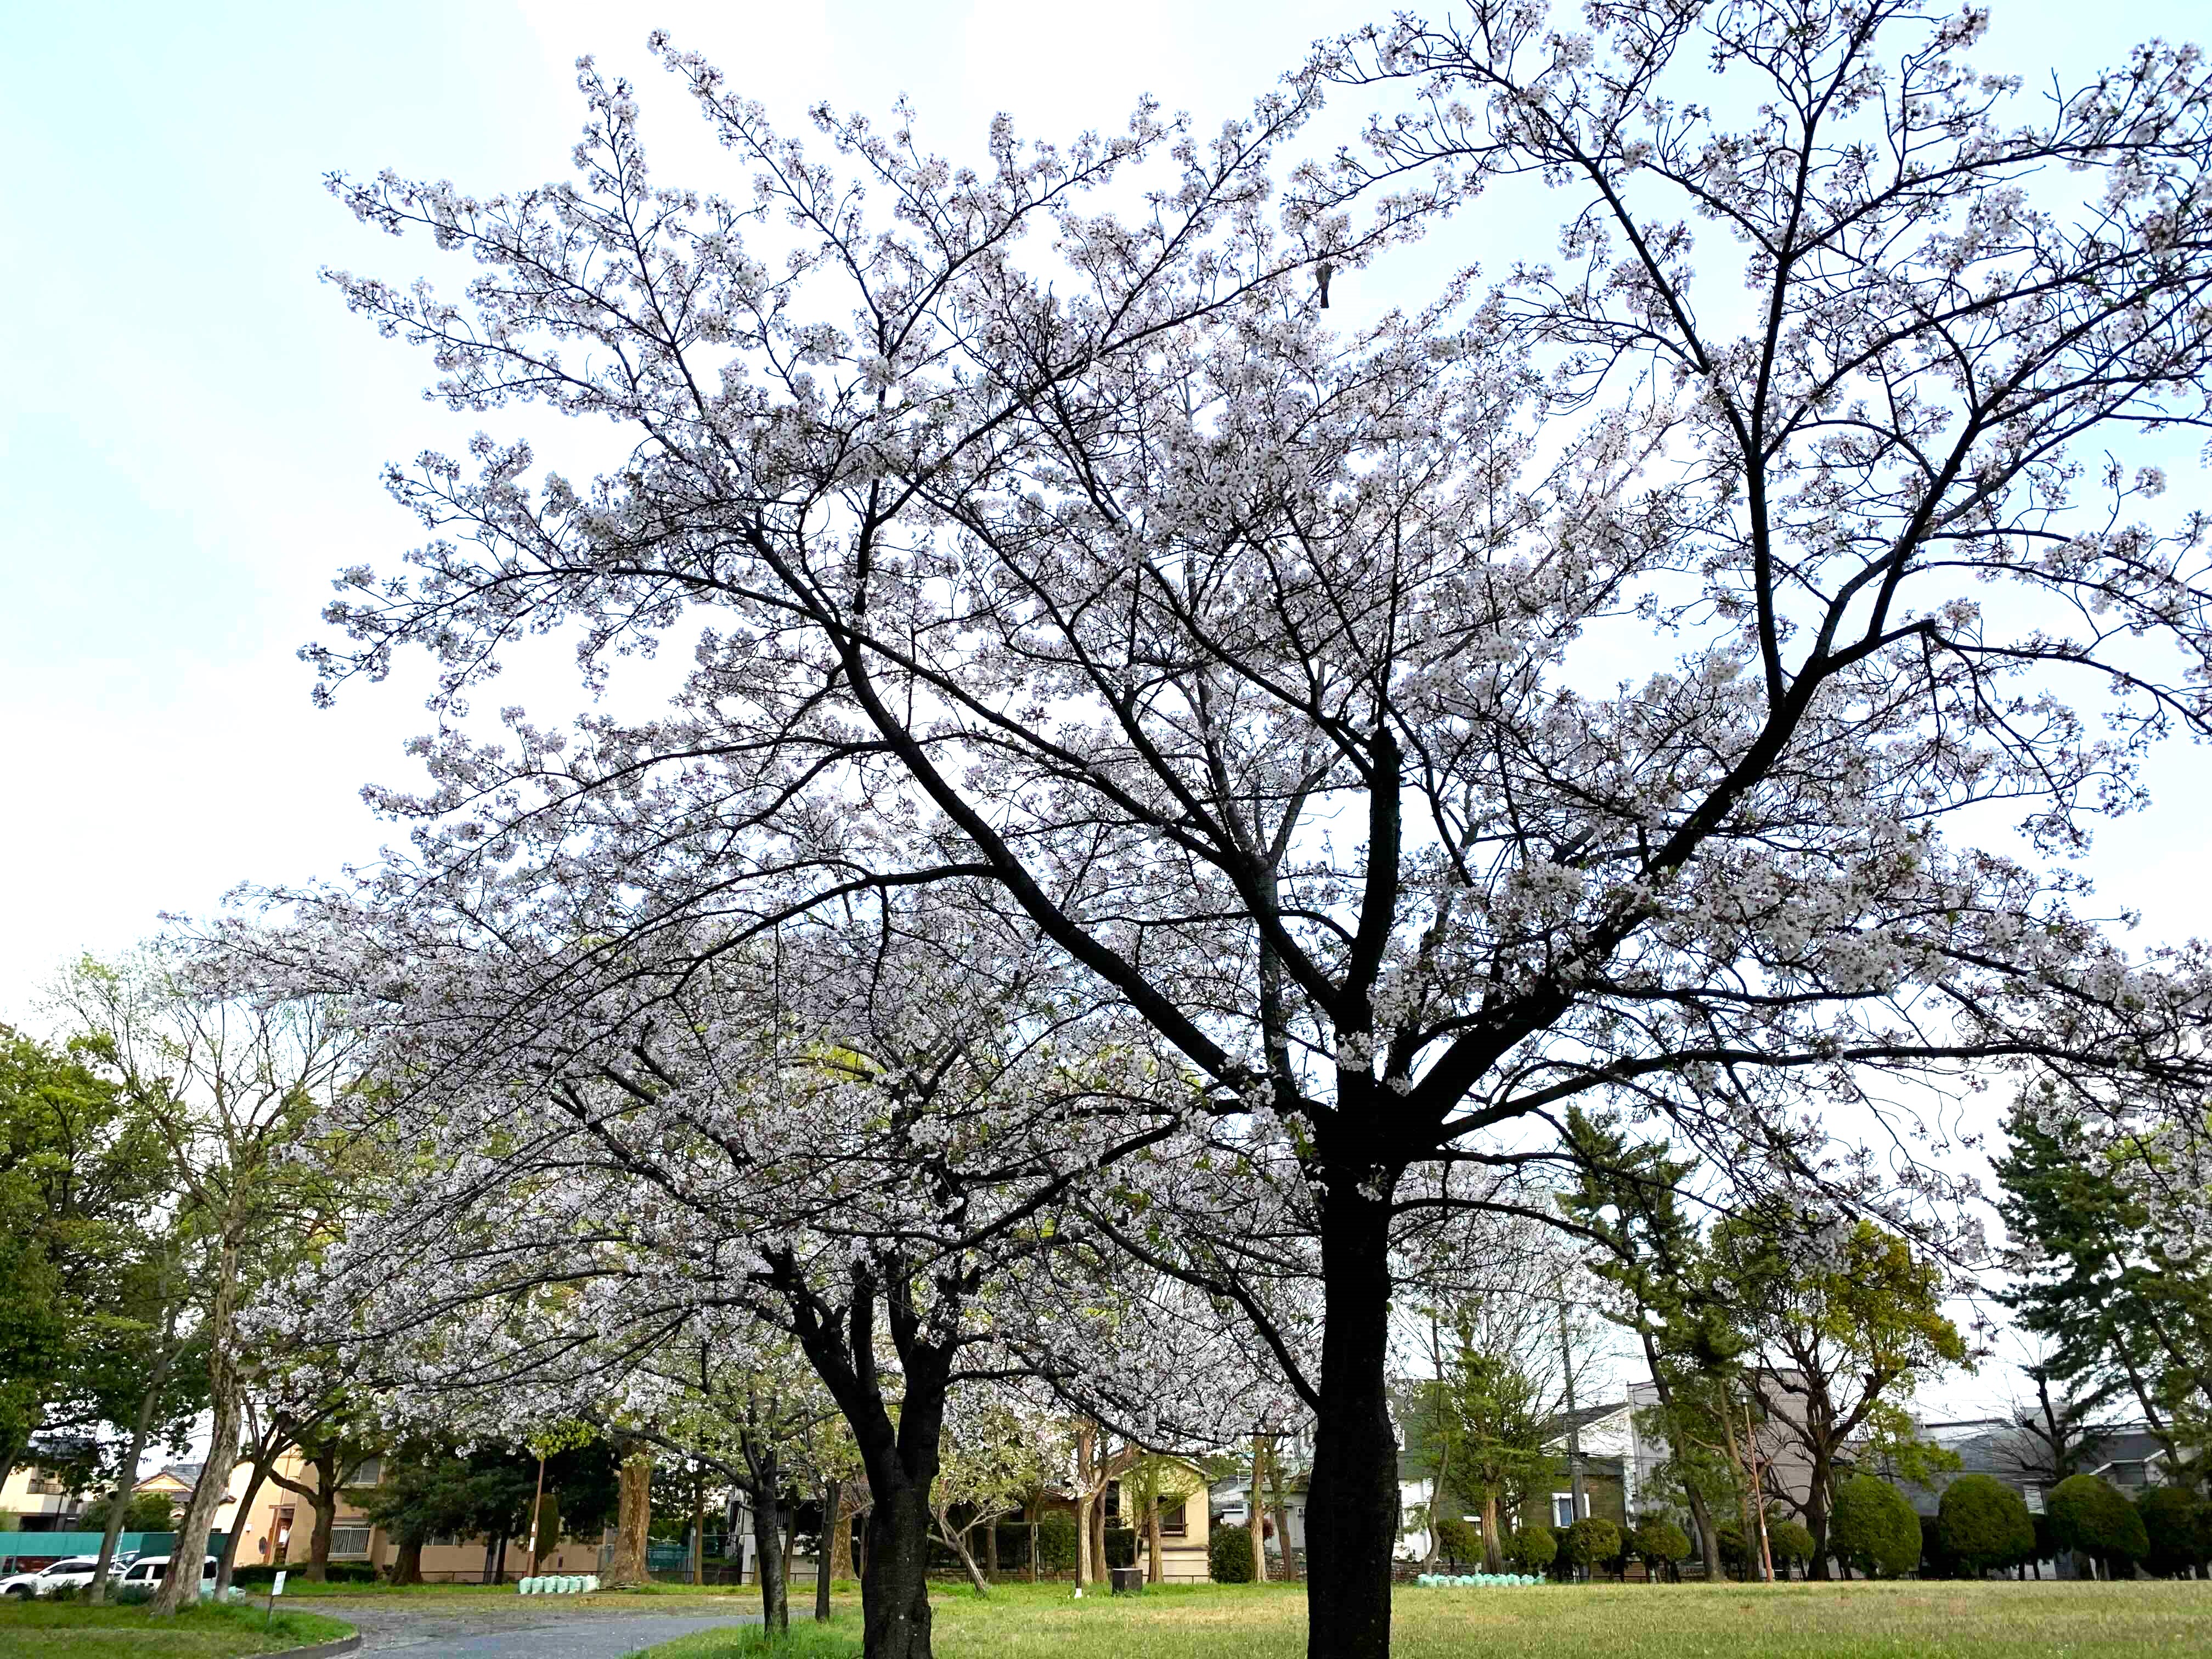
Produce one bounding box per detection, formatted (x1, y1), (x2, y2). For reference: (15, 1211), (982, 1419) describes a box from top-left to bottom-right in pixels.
(1633, 1517), (1691, 1579)
(1939, 1474), (2036, 1577)
(1433, 1516), (1481, 1568)
(233, 1561), (380, 1587)
(1207, 1523), (1256, 1584)
(2049, 1474), (2148, 1578)
(2138, 1486), (2211, 1579)
(1562, 1517), (1620, 1577)
(1504, 1523), (1556, 1573)
(1767, 1520), (1815, 1578)
(1031, 1513), (1077, 1575)
(1103, 1526), (1136, 1570)
(1713, 1521), (1753, 1581)
(1829, 1476), (1921, 1579)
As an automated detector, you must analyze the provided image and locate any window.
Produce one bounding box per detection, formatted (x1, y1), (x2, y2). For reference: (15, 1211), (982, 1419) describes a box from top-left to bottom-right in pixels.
(1158, 1501), (1187, 1538)
(427, 1533), (461, 1548)
(345, 1458), (382, 1487)
(27, 1470), (69, 1496)
(329, 1526), (373, 1559)
(1553, 1494), (1576, 1529)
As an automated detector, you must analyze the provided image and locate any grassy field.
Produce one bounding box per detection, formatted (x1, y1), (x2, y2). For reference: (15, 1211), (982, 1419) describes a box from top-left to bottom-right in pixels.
(0, 1598), (354, 1658)
(627, 1578), (2212, 1659)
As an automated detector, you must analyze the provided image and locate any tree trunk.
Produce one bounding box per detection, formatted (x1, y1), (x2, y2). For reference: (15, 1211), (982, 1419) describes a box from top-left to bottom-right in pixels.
(214, 1462), (271, 1595)
(940, 1512), (990, 1595)
(1028, 1519), (1038, 1583)
(691, 1475), (705, 1587)
(153, 1242), (244, 1617)
(391, 1536), (424, 1587)
(89, 1306), (181, 1604)
(1481, 1491), (1503, 1574)
(1803, 1449), (1833, 1582)
(1092, 1496), (1107, 1589)
(1304, 1176), (1399, 1659)
(603, 1447), (653, 1588)
(817, 1479), (839, 1620)
(1639, 1332), (1723, 1583)
(482, 1537), (499, 1584)
(860, 1479), (933, 1659)
(986, 1512), (1000, 1578)
(1147, 1503), (1164, 1585)
(753, 1487), (789, 1635)
(1076, 1491), (1093, 1588)
(306, 1451), (338, 1582)
(494, 1533), (509, 1585)
(1251, 1435), (1269, 1582)
(829, 1482), (855, 1583)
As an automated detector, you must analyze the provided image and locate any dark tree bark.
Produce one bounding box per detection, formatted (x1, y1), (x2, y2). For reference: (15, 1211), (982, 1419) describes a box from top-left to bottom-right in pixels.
(1302, 1178), (1400, 1659)
(751, 1481), (789, 1635)
(816, 1479), (839, 1621)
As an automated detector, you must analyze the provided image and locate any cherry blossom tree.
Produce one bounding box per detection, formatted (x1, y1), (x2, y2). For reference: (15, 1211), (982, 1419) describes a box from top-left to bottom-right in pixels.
(291, 6), (2212, 1652)
(221, 898), (1192, 1659)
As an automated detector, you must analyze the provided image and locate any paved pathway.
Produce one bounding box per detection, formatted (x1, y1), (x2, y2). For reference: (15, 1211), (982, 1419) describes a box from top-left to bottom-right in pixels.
(309, 1594), (760, 1658)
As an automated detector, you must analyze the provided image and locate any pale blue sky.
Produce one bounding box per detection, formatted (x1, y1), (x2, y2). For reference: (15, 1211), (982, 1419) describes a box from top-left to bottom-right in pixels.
(1, 0), (2205, 1035)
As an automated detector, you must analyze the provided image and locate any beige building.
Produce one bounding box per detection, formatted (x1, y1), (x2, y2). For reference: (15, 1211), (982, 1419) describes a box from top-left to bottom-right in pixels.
(232, 1449), (603, 1582)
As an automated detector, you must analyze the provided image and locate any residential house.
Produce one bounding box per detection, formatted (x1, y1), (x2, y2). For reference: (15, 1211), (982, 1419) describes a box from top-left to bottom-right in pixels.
(1208, 1467), (1305, 1562)
(0, 1447), (92, 1532)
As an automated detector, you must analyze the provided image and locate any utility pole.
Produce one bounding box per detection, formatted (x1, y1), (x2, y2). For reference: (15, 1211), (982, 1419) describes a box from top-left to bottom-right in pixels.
(1559, 1304), (1587, 1523)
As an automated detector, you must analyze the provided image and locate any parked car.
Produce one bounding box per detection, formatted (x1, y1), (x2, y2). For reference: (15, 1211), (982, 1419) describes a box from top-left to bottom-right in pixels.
(0, 1556), (123, 1598)
(115, 1555), (218, 1594)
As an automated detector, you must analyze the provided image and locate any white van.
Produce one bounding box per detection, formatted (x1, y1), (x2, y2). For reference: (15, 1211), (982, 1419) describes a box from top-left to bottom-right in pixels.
(116, 1555), (218, 1594)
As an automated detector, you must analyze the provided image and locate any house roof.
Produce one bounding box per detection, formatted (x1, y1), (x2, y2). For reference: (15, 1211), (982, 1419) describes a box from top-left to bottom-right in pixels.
(1542, 1401), (1631, 1448)
(134, 1463), (205, 1493)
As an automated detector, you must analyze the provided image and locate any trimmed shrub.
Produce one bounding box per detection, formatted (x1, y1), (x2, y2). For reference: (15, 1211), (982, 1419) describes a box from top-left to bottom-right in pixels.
(112, 1585), (153, 1606)
(1032, 1512), (1078, 1573)
(1207, 1522), (1256, 1584)
(1545, 1526), (1573, 1582)
(1829, 1476), (1921, 1579)
(1938, 1475), (2036, 1577)
(1103, 1526), (1137, 1570)
(1713, 1521), (1753, 1580)
(2139, 1486), (2211, 1579)
(1563, 1517), (1621, 1577)
(1634, 1517), (1691, 1579)
(1768, 1520), (1815, 1577)
(1434, 1516), (1481, 1567)
(2048, 1474), (2148, 1577)
(1504, 1524), (1558, 1572)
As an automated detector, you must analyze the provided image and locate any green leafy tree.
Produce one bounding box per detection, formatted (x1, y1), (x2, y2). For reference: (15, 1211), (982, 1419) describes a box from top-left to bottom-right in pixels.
(1937, 1475), (2036, 1577)
(0, 1025), (174, 1483)
(1561, 1113), (1737, 1580)
(1827, 1476), (1920, 1579)
(1719, 1209), (1968, 1576)
(1996, 1107), (2212, 1471)
(1434, 1334), (1556, 1573)
(2047, 1474), (2149, 1579)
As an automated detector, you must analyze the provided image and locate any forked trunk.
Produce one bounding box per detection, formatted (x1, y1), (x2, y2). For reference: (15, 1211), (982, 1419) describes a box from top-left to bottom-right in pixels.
(1303, 1178), (1398, 1659)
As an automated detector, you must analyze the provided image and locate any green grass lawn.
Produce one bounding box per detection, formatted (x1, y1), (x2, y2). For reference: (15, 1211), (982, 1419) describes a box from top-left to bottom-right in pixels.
(627, 1578), (2212, 1658)
(0, 1598), (354, 1658)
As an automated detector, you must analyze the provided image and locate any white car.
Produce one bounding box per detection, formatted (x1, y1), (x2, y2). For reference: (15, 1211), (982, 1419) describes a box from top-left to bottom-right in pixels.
(0, 1556), (123, 1598)
(115, 1555), (218, 1594)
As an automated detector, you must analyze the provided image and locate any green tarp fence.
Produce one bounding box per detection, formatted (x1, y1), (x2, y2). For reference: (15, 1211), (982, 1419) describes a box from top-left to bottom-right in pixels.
(0, 1531), (228, 1568)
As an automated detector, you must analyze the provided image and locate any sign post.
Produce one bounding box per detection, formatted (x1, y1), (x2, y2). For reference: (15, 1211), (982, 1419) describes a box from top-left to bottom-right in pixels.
(266, 1569), (286, 1629)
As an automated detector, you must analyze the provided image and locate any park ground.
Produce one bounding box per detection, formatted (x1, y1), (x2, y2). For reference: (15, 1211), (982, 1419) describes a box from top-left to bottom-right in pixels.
(630, 1578), (2212, 1659)
(0, 1597), (353, 1658)
(9, 1578), (2211, 1659)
